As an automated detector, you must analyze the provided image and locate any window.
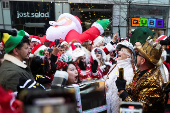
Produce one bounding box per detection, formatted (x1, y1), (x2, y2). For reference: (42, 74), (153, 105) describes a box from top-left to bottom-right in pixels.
(2, 1), (9, 9)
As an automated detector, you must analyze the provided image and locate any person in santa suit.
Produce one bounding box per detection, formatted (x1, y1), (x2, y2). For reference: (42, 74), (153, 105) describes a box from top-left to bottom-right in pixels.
(105, 40), (136, 113)
(60, 41), (72, 56)
(71, 47), (89, 81)
(46, 13), (110, 44)
(29, 35), (41, 49)
(108, 50), (117, 65)
(86, 47), (112, 80)
(81, 40), (92, 64)
(92, 36), (105, 49)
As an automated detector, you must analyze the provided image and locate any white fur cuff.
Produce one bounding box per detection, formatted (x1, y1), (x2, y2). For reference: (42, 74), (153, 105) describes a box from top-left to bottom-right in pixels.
(92, 22), (104, 35)
(105, 42), (116, 52)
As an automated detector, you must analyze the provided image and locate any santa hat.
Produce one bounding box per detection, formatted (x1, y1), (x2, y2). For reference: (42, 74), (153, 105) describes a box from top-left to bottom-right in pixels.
(72, 48), (85, 61)
(70, 43), (77, 51)
(31, 36), (41, 43)
(73, 42), (82, 48)
(91, 47), (106, 65)
(58, 13), (82, 34)
(60, 41), (68, 46)
(0, 30), (26, 53)
(155, 35), (167, 43)
(29, 44), (47, 58)
(92, 36), (105, 47)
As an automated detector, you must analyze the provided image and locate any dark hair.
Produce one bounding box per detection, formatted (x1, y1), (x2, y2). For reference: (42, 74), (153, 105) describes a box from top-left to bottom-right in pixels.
(62, 62), (76, 72)
(62, 62), (81, 84)
(8, 35), (30, 54)
(0, 53), (4, 67)
(0, 53), (4, 59)
(44, 41), (51, 47)
(60, 45), (65, 49)
(48, 48), (52, 53)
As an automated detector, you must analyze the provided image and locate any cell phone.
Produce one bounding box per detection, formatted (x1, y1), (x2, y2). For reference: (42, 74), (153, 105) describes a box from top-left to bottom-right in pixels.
(55, 39), (60, 46)
(120, 102), (143, 113)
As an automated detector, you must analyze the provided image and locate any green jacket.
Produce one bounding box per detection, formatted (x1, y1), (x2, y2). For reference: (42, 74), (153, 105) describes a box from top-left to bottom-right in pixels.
(0, 54), (34, 91)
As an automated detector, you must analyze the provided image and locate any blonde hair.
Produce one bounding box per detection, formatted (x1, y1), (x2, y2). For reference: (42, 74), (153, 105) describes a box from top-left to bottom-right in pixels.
(81, 41), (89, 49)
(93, 38), (105, 48)
(128, 48), (136, 74)
(99, 58), (105, 66)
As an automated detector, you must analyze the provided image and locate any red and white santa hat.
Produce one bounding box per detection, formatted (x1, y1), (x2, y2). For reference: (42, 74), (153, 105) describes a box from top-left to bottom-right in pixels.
(60, 41), (68, 46)
(29, 44), (47, 58)
(155, 35), (167, 43)
(72, 48), (85, 61)
(31, 36), (41, 44)
(92, 36), (105, 47)
(58, 13), (82, 34)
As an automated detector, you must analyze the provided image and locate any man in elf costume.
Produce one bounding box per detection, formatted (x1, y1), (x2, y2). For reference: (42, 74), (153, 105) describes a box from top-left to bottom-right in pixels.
(0, 30), (34, 91)
(46, 13), (110, 44)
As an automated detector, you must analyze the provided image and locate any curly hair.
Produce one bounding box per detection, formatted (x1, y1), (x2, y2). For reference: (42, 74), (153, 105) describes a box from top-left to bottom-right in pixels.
(8, 35), (30, 54)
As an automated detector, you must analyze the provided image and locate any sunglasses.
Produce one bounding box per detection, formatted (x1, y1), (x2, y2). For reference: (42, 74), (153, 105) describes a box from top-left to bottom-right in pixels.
(75, 45), (81, 48)
(110, 50), (116, 53)
(136, 52), (144, 58)
(95, 51), (102, 54)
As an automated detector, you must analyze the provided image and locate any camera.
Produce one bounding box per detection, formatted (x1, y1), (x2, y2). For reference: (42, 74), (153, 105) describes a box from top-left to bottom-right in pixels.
(119, 102), (143, 113)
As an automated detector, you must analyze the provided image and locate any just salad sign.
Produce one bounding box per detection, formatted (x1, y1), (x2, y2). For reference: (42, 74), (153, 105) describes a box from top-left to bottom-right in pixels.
(131, 18), (164, 27)
(17, 11), (49, 18)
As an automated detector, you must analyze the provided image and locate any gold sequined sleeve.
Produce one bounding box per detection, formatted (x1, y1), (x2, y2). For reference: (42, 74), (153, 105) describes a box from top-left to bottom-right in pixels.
(125, 85), (165, 112)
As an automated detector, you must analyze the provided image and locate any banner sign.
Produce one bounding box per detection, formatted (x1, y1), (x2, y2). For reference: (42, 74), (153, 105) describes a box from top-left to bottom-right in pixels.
(132, 18), (164, 27)
(17, 11), (49, 18)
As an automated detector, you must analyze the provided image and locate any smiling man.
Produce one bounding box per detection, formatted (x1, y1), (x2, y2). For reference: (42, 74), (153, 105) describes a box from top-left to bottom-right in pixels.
(0, 30), (34, 91)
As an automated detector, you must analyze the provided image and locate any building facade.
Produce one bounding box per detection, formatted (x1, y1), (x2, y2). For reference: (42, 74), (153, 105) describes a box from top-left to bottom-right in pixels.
(0, 0), (170, 38)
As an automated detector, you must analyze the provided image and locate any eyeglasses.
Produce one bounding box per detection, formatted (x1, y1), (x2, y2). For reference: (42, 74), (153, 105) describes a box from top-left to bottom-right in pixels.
(136, 52), (144, 58)
(60, 50), (65, 52)
(110, 51), (116, 53)
(75, 45), (81, 48)
(95, 51), (102, 54)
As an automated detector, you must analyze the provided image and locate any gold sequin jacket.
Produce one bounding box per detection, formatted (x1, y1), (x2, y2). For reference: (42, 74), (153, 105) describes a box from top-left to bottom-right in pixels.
(125, 66), (166, 113)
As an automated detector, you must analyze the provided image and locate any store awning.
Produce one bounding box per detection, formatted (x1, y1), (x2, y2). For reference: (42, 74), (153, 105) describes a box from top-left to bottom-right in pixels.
(24, 23), (45, 27)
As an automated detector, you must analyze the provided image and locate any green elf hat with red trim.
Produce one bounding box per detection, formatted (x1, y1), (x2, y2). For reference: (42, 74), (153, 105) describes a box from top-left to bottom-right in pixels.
(0, 30), (25, 53)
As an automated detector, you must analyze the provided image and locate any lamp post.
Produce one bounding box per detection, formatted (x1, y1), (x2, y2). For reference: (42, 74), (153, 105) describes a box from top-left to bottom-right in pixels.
(127, 0), (132, 41)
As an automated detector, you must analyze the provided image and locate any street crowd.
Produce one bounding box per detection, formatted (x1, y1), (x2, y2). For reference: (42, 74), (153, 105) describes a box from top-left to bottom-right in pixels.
(0, 14), (170, 113)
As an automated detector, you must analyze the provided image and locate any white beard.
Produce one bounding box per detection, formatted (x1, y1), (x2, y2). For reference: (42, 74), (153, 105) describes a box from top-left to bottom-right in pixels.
(46, 22), (78, 41)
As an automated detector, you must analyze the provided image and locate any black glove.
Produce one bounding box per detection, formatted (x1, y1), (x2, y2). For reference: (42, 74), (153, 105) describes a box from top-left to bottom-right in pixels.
(115, 77), (126, 92)
(78, 60), (86, 70)
(91, 60), (98, 73)
(120, 90), (129, 101)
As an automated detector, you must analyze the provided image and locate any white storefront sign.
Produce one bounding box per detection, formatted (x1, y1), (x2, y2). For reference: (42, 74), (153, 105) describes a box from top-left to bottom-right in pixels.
(17, 11), (49, 18)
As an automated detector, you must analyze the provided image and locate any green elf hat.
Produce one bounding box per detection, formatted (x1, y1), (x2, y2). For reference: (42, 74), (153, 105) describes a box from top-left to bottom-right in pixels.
(0, 30), (25, 53)
(130, 27), (155, 46)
